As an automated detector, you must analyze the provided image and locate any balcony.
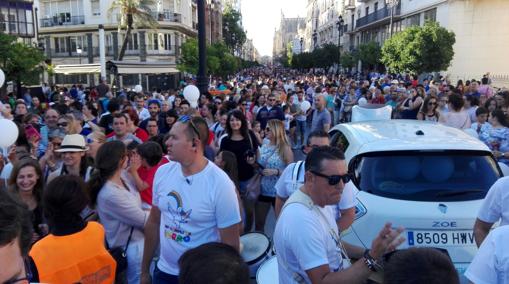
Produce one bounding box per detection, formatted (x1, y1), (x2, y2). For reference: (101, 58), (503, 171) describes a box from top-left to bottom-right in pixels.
(344, 0), (356, 10)
(40, 15), (85, 27)
(356, 5), (400, 29)
(146, 45), (177, 55)
(150, 12), (182, 23)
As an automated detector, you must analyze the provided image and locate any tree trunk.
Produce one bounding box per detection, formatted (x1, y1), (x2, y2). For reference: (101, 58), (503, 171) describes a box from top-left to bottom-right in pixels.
(117, 14), (133, 61)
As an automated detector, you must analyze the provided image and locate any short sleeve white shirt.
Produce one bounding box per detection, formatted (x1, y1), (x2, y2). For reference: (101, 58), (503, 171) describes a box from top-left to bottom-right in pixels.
(275, 161), (358, 215)
(274, 202), (345, 284)
(478, 176), (509, 226)
(465, 225), (509, 284)
(153, 160), (241, 275)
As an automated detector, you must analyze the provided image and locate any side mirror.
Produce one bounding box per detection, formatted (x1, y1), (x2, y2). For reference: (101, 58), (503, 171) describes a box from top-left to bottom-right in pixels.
(499, 162), (509, 176)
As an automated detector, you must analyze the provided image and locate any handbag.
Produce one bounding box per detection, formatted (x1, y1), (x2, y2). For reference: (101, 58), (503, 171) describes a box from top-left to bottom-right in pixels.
(108, 227), (134, 280)
(245, 172), (262, 201)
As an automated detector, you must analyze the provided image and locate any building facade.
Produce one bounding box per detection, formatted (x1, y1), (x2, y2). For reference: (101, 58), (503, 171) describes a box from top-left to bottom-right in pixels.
(340, 0), (509, 86)
(273, 12), (305, 59)
(35, 0), (198, 89)
(0, 0), (37, 45)
(205, 0), (222, 44)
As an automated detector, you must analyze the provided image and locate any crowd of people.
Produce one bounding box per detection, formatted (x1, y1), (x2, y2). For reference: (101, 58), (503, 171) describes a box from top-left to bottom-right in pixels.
(0, 67), (508, 283)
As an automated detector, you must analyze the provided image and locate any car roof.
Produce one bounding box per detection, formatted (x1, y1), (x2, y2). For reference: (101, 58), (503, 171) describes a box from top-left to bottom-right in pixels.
(330, 120), (490, 154)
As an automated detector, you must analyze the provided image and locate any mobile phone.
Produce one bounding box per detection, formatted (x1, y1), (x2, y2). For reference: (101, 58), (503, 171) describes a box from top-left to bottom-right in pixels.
(25, 124), (41, 141)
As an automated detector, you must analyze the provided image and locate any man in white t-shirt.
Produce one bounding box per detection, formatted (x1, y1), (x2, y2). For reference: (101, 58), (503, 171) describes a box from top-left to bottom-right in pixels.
(274, 146), (404, 284)
(275, 130), (357, 232)
(466, 225), (509, 284)
(141, 116), (241, 284)
(473, 176), (509, 246)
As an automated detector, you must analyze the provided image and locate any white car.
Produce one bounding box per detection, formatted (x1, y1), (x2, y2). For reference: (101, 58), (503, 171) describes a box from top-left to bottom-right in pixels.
(329, 118), (505, 275)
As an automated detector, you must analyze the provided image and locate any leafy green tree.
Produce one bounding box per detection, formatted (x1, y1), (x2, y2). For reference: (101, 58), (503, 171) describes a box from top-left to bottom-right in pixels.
(357, 41), (381, 70)
(222, 5), (246, 54)
(109, 0), (158, 61)
(0, 34), (46, 96)
(177, 38), (199, 75)
(177, 39), (240, 79)
(340, 50), (357, 69)
(381, 21), (455, 74)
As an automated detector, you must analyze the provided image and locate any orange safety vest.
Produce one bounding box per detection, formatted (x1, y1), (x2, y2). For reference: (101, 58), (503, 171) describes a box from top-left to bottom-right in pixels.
(30, 221), (116, 284)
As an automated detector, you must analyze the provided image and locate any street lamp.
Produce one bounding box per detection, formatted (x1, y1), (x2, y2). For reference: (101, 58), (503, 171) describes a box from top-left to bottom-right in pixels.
(76, 45), (82, 64)
(312, 30), (317, 48)
(336, 15), (344, 74)
(300, 37), (304, 54)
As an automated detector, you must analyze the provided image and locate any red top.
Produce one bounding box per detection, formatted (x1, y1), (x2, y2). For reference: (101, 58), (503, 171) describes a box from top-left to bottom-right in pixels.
(138, 158), (169, 205)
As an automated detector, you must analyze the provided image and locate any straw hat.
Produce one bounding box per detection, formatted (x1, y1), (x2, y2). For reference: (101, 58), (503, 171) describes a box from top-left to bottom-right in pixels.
(55, 134), (89, 153)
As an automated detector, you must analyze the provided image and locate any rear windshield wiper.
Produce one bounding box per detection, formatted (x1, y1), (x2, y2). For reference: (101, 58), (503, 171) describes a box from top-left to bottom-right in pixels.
(435, 190), (484, 198)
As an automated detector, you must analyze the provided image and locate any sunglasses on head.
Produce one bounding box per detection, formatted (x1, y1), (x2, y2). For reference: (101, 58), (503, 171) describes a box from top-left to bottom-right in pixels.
(178, 115), (201, 140)
(310, 170), (351, 186)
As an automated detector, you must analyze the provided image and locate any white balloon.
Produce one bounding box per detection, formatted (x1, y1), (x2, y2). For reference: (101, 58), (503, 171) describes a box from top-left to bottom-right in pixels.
(134, 85), (143, 93)
(0, 119), (19, 148)
(183, 85), (200, 105)
(0, 69), (5, 88)
(300, 100), (311, 112)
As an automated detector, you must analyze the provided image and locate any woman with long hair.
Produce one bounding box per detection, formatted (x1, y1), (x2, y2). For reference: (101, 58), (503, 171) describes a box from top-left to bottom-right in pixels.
(47, 134), (93, 183)
(417, 96), (440, 122)
(219, 109), (259, 232)
(122, 108), (149, 142)
(86, 124), (106, 163)
(398, 87), (424, 119)
(254, 119), (293, 231)
(479, 110), (509, 165)
(484, 97), (498, 113)
(200, 103), (217, 128)
(88, 141), (148, 283)
(8, 158), (47, 243)
(439, 92), (471, 129)
(215, 150), (244, 233)
(161, 109), (179, 134)
(57, 113), (81, 135)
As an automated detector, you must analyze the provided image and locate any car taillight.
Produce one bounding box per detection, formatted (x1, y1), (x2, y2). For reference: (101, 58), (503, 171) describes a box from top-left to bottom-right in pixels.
(355, 201), (367, 220)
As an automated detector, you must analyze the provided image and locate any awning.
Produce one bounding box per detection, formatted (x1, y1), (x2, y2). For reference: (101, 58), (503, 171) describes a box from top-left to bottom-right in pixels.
(53, 64), (101, 74)
(107, 61), (179, 74)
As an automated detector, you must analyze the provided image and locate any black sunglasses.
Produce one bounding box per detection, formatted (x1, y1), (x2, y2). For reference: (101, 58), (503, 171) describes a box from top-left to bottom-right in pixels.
(179, 115), (201, 140)
(310, 170), (351, 186)
(57, 122), (68, 127)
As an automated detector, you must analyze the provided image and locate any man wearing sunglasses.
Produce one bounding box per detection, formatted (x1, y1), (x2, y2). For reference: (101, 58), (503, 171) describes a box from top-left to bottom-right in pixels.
(0, 190), (34, 284)
(274, 146), (405, 284)
(141, 116), (241, 284)
(274, 130), (357, 233)
(255, 93), (285, 129)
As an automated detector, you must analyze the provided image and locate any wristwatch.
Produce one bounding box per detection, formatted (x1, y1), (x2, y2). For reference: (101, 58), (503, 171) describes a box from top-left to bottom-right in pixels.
(363, 249), (382, 272)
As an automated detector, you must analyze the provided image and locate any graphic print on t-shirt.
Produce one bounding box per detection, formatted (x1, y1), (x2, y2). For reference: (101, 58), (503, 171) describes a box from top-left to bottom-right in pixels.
(164, 190), (192, 243)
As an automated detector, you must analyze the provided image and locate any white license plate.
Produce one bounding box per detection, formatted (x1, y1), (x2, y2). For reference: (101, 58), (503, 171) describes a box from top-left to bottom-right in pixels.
(407, 230), (475, 246)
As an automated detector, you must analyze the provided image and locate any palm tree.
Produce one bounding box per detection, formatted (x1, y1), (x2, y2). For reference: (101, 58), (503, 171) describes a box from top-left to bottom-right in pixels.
(109, 0), (158, 61)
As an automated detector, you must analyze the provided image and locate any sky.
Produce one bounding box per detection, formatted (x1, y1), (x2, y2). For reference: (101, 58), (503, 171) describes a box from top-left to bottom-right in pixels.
(241, 0), (307, 57)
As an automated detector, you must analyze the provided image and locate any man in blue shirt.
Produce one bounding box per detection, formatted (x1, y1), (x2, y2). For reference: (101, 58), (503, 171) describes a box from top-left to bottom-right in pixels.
(256, 93), (285, 129)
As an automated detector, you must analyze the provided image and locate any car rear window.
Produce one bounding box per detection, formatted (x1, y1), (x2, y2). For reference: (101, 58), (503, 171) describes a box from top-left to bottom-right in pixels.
(353, 151), (502, 202)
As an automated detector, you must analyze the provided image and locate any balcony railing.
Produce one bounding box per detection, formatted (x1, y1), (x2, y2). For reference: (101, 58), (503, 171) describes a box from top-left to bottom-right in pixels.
(150, 12), (182, 23)
(146, 45), (177, 55)
(356, 5), (400, 29)
(40, 15), (85, 27)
